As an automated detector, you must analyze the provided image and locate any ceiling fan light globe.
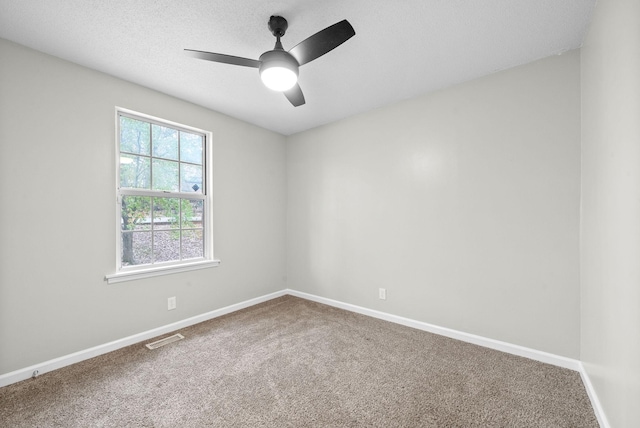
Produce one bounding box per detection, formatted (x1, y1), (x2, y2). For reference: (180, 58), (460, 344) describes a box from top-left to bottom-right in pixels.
(258, 49), (299, 92)
(261, 67), (297, 91)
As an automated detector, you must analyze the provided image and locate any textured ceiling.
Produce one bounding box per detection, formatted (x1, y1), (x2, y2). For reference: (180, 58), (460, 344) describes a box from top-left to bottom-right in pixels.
(0, 0), (595, 135)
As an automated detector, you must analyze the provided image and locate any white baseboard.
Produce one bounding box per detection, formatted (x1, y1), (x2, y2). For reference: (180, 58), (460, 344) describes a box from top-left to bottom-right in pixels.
(0, 290), (287, 388)
(286, 289), (581, 371)
(578, 362), (610, 428)
(1, 287), (605, 428)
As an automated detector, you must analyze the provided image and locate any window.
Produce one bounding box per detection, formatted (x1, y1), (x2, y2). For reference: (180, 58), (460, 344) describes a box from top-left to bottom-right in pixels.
(106, 109), (218, 283)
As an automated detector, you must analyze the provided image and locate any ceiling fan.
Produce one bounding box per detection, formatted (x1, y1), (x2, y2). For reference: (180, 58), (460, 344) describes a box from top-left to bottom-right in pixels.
(185, 16), (355, 107)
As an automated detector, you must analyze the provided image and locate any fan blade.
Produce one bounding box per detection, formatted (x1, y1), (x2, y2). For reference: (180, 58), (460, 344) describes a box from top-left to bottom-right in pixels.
(184, 49), (260, 68)
(284, 83), (305, 107)
(288, 20), (355, 66)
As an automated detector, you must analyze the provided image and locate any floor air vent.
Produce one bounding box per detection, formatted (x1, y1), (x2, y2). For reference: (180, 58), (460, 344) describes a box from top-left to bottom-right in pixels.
(145, 333), (184, 350)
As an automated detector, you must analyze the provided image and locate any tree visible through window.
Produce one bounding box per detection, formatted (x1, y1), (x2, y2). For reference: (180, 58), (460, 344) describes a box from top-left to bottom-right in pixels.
(117, 111), (208, 269)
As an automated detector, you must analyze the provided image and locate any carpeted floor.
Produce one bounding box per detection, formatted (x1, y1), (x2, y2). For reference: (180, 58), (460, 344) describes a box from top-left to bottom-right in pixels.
(0, 295), (598, 427)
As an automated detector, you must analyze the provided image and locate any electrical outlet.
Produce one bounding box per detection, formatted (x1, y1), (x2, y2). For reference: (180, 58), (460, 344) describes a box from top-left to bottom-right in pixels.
(168, 296), (176, 310)
(379, 288), (386, 300)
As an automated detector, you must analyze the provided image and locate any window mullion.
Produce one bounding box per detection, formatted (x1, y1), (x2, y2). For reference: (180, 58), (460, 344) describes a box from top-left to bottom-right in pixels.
(150, 197), (155, 264)
(179, 197), (183, 261)
(149, 124), (154, 192)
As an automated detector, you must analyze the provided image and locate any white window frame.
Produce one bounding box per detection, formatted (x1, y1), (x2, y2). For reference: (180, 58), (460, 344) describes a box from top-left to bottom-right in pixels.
(105, 107), (219, 284)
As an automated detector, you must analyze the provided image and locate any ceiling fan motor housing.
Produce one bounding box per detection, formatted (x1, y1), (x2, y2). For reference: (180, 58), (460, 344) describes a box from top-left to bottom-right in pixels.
(259, 50), (299, 74)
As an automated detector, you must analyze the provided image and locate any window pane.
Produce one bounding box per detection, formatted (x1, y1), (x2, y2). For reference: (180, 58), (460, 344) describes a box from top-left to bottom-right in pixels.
(121, 231), (152, 266)
(153, 230), (180, 263)
(181, 199), (203, 228)
(180, 132), (203, 164)
(152, 124), (178, 160)
(120, 155), (150, 189)
(153, 197), (179, 230)
(182, 229), (204, 259)
(181, 163), (203, 193)
(120, 116), (150, 155)
(152, 159), (179, 191)
(121, 196), (151, 231)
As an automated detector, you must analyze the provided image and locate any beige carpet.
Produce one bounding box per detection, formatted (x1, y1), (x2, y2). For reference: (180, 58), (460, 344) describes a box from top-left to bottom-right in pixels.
(0, 295), (598, 427)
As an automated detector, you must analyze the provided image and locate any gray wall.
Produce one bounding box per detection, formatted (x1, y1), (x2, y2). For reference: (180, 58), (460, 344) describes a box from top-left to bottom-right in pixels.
(287, 52), (582, 358)
(581, 0), (640, 425)
(0, 39), (287, 375)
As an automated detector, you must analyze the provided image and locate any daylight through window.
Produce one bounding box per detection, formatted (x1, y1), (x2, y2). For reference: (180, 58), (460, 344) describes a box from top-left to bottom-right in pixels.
(115, 110), (211, 273)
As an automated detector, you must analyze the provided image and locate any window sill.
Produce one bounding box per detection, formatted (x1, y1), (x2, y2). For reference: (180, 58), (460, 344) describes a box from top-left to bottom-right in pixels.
(105, 259), (220, 284)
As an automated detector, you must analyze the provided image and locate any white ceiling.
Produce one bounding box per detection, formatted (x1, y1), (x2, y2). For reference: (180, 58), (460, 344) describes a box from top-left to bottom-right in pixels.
(0, 0), (595, 135)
